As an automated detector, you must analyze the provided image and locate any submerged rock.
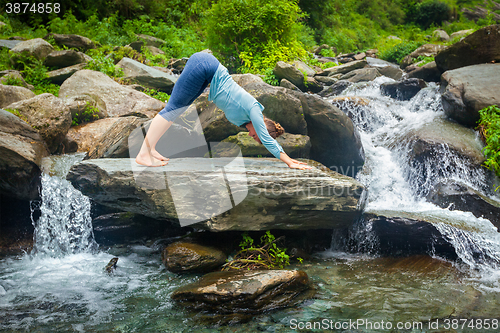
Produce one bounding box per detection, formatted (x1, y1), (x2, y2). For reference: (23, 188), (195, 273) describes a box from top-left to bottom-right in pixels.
(171, 269), (311, 313)
(66, 158), (366, 231)
(162, 242), (227, 273)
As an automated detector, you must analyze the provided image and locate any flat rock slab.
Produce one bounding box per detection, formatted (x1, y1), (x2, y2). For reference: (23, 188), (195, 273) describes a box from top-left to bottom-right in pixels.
(66, 158), (366, 231)
(171, 269), (310, 313)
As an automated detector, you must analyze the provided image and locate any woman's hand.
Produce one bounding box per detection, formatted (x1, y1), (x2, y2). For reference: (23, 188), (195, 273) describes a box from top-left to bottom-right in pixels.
(280, 152), (312, 170)
(287, 161), (312, 170)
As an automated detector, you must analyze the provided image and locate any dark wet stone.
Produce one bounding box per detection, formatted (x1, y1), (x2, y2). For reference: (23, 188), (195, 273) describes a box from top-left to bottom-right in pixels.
(162, 242), (227, 273)
(171, 269), (311, 313)
(380, 78), (427, 101)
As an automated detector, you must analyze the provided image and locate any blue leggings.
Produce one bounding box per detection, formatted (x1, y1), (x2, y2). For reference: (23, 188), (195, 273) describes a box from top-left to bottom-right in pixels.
(158, 52), (220, 121)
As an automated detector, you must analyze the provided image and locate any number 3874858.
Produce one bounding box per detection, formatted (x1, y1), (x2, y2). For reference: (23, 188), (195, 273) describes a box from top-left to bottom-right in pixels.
(5, 3), (61, 14)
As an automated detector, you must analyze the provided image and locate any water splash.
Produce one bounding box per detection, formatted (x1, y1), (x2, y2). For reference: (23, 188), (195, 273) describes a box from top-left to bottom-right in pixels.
(31, 154), (97, 257)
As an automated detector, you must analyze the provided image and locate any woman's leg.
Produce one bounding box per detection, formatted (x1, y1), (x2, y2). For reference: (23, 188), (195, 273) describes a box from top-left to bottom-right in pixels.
(135, 52), (219, 166)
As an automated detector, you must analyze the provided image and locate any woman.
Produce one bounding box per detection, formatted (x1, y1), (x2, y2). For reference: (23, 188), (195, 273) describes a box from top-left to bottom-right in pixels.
(135, 51), (311, 170)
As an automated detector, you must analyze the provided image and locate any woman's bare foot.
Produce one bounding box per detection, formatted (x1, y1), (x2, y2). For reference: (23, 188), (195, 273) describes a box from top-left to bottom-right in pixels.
(135, 153), (168, 167)
(150, 149), (169, 161)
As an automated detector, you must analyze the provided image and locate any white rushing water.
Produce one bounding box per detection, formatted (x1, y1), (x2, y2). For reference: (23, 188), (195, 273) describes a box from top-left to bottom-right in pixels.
(330, 77), (500, 280)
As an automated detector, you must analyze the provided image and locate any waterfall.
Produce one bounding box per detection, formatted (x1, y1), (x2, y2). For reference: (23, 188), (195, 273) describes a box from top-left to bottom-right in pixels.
(31, 154), (97, 257)
(329, 77), (500, 273)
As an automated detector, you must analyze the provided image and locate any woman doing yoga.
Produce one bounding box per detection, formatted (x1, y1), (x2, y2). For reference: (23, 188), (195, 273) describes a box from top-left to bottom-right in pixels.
(135, 52), (311, 170)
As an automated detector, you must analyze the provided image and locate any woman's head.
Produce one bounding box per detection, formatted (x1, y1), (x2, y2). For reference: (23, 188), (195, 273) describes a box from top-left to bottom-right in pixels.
(245, 116), (285, 144)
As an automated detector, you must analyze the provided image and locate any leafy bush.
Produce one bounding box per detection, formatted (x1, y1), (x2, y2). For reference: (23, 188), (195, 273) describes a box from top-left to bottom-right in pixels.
(411, 0), (451, 29)
(204, 0), (308, 72)
(222, 231), (295, 270)
(477, 105), (500, 190)
(72, 102), (100, 126)
(379, 40), (423, 64)
(263, 68), (279, 86)
(85, 49), (123, 77)
(143, 88), (170, 102)
(10, 53), (59, 95)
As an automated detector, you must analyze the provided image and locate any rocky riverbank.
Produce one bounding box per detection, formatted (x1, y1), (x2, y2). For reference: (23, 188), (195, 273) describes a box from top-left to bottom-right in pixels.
(2, 25), (500, 317)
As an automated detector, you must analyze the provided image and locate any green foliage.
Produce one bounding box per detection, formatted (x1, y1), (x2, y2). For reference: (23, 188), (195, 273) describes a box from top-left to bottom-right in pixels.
(10, 53), (60, 95)
(5, 108), (28, 123)
(379, 40), (424, 64)
(142, 88), (170, 102)
(205, 0), (308, 72)
(409, 0), (452, 29)
(85, 49), (123, 77)
(72, 102), (100, 126)
(263, 68), (279, 86)
(1, 75), (24, 86)
(478, 105), (500, 190)
(222, 231), (291, 270)
(416, 55), (435, 66)
(319, 48), (336, 58)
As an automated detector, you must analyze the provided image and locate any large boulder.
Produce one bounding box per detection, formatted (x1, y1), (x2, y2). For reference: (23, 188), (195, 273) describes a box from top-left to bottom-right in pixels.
(450, 29), (474, 40)
(461, 6), (500, 23)
(10, 38), (54, 60)
(43, 50), (86, 69)
(0, 85), (35, 108)
(292, 93), (365, 176)
(398, 117), (487, 196)
(231, 73), (263, 87)
(44, 33), (96, 51)
(63, 118), (122, 154)
(66, 158), (367, 231)
(400, 44), (447, 69)
(407, 61), (442, 82)
(0, 39), (22, 50)
(0, 109), (49, 200)
(435, 25), (500, 73)
(360, 212), (457, 259)
(440, 63), (500, 127)
(196, 93), (243, 142)
(380, 78), (427, 101)
(0, 70), (31, 89)
(243, 82), (307, 135)
(86, 116), (148, 159)
(427, 180), (500, 231)
(162, 242), (227, 273)
(273, 61), (306, 91)
(316, 59), (367, 77)
(116, 57), (177, 93)
(171, 269), (310, 313)
(212, 132), (311, 159)
(432, 29), (450, 42)
(318, 80), (352, 97)
(5, 93), (72, 153)
(340, 68), (381, 83)
(59, 69), (165, 118)
(46, 63), (86, 85)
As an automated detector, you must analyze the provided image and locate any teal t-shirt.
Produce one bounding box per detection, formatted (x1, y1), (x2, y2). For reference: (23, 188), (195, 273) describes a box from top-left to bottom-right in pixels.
(208, 64), (284, 159)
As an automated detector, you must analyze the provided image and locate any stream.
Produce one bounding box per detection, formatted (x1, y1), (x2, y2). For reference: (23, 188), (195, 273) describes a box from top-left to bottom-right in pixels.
(1, 78), (500, 332)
